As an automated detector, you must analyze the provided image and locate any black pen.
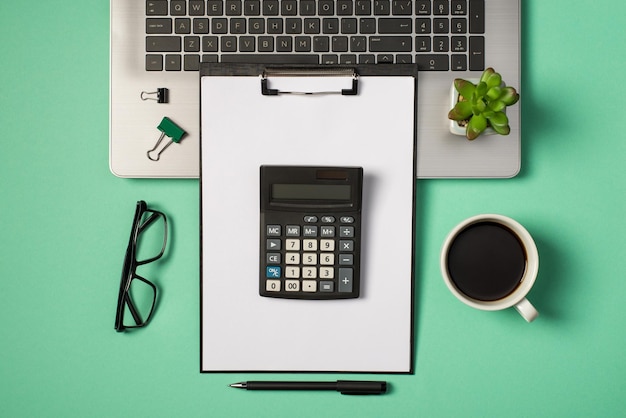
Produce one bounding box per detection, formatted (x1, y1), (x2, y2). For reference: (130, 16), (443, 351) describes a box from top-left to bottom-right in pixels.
(229, 380), (387, 395)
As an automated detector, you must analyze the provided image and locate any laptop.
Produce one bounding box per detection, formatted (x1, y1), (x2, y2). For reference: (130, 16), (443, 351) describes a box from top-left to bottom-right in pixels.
(110, 0), (521, 178)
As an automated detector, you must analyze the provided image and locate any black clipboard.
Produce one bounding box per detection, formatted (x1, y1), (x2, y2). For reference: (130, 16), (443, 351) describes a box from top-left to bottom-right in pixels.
(199, 63), (417, 373)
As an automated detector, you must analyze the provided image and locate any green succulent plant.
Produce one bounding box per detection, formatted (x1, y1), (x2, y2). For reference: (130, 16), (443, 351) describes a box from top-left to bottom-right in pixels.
(448, 67), (520, 140)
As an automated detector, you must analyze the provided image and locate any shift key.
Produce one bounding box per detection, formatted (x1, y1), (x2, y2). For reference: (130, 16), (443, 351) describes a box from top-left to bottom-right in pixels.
(369, 36), (412, 52)
(146, 36), (181, 52)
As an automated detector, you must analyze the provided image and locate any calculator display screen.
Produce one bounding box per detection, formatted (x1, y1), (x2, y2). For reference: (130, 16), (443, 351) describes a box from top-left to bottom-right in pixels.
(271, 184), (351, 201)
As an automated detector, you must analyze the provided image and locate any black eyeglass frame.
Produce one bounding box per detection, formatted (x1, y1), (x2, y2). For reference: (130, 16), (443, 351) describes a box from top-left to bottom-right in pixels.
(115, 200), (168, 332)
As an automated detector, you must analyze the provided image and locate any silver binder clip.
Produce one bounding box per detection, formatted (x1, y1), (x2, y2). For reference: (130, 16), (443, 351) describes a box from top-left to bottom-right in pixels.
(141, 88), (169, 103)
(261, 68), (359, 96)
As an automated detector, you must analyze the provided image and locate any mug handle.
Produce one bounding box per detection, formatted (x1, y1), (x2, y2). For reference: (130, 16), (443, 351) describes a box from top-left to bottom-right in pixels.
(514, 298), (539, 322)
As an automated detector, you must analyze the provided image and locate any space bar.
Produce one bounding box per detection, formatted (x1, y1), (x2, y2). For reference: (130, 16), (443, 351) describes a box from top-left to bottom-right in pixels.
(220, 54), (319, 64)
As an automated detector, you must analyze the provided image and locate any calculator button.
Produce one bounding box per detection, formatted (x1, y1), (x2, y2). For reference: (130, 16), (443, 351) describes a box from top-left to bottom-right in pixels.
(302, 267), (317, 278)
(320, 281), (334, 292)
(320, 267), (334, 279)
(302, 280), (317, 292)
(320, 253), (334, 265)
(266, 279), (281, 292)
(321, 216), (335, 223)
(266, 225), (281, 236)
(285, 252), (300, 264)
(340, 216), (354, 223)
(285, 280), (300, 291)
(338, 268), (353, 293)
(320, 239), (335, 251)
(267, 239), (281, 250)
(320, 226), (335, 237)
(285, 225), (301, 236)
(304, 215), (318, 223)
(285, 267), (300, 278)
(303, 239), (318, 251)
(339, 226), (354, 237)
(286, 239), (300, 251)
(303, 253), (318, 265)
(303, 225), (318, 237)
(339, 254), (354, 265)
(339, 240), (354, 251)
(266, 253), (281, 264)
(266, 266), (281, 278)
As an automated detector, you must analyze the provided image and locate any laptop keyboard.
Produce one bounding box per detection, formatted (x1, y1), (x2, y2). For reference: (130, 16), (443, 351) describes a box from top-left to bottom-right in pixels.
(145, 0), (485, 71)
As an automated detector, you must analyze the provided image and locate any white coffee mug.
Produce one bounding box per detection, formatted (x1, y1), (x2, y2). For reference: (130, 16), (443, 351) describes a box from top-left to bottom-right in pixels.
(440, 214), (539, 322)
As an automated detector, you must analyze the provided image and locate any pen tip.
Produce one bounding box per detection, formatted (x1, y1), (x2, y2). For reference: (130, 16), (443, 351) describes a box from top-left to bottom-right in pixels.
(229, 382), (246, 389)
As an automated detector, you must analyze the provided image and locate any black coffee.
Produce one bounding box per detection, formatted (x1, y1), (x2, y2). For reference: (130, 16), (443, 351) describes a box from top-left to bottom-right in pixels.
(447, 222), (526, 301)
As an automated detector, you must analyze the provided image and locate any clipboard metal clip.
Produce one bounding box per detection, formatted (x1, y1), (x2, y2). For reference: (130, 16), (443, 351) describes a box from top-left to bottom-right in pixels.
(261, 68), (359, 96)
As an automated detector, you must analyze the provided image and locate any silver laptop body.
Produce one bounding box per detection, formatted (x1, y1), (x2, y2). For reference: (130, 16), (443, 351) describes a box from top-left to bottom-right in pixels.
(110, 0), (521, 178)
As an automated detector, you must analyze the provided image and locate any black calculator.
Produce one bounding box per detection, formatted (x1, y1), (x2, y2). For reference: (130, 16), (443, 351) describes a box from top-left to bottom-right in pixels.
(260, 165), (363, 300)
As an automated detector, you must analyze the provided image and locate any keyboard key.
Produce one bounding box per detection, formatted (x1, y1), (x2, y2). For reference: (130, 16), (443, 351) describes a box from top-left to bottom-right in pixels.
(323, 18), (339, 34)
(415, 0), (430, 15)
(145, 54), (163, 70)
(469, 0), (485, 33)
(433, 18), (449, 34)
(146, 1), (167, 16)
(350, 36), (367, 52)
(263, 0), (279, 16)
(332, 36), (349, 52)
(184, 36), (200, 52)
(184, 55), (201, 70)
(170, 0), (186, 16)
(392, 1), (412, 15)
(175, 18), (191, 34)
(319, 0), (335, 15)
(416, 36), (431, 52)
(416, 18), (431, 34)
(243, 0), (260, 15)
(378, 18), (412, 34)
(225, 0), (242, 16)
(469, 36), (485, 70)
(451, 54), (467, 71)
(221, 36), (237, 52)
(193, 18), (209, 34)
(189, 1), (205, 15)
(146, 18), (172, 34)
(451, 0), (467, 15)
(433, 0), (449, 15)
(220, 54), (319, 63)
(360, 18), (376, 34)
(369, 36), (412, 52)
(373, 1), (390, 15)
(281, 1), (298, 16)
(165, 54), (181, 70)
(286, 18), (302, 34)
(341, 18), (358, 34)
(207, 0), (223, 15)
(337, 0), (354, 15)
(322, 54), (338, 64)
(202, 36), (218, 52)
(452, 36), (467, 52)
(146, 36), (181, 52)
(416, 54), (449, 71)
(355, 1), (372, 15)
(300, 0), (316, 16)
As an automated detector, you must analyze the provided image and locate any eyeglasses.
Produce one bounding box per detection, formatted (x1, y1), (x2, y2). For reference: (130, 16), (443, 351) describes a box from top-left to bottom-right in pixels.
(115, 201), (168, 332)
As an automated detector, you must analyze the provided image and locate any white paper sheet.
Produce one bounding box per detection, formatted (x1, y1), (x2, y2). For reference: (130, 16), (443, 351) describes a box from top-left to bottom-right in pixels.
(200, 73), (415, 372)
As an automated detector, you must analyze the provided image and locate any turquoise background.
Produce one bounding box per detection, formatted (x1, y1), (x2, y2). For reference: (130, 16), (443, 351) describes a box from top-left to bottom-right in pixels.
(1, 1), (625, 416)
